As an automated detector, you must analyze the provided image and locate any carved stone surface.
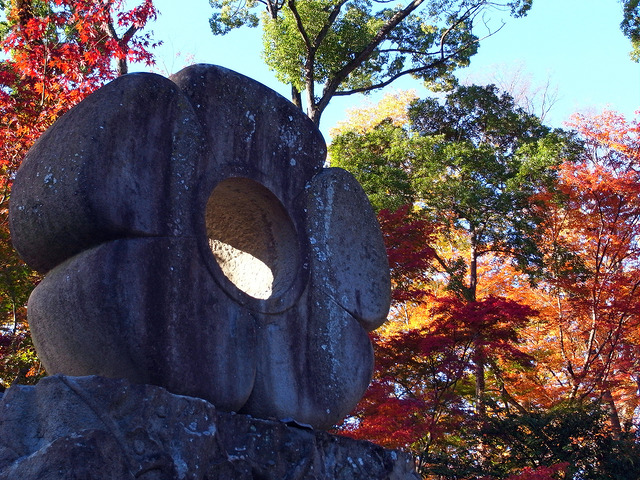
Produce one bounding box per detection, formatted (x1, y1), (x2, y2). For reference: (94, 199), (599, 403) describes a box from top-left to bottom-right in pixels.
(0, 375), (419, 480)
(9, 64), (391, 429)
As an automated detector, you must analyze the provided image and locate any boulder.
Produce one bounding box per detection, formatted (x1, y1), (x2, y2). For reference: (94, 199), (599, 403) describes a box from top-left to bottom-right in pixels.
(0, 376), (419, 480)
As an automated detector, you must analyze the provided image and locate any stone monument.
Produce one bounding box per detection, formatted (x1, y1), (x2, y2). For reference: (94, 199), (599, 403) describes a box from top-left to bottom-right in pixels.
(3, 64), (417, 479)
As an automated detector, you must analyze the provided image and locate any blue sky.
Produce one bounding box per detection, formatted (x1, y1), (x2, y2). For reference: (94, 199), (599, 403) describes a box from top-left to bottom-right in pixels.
(142, 0), (640, 138)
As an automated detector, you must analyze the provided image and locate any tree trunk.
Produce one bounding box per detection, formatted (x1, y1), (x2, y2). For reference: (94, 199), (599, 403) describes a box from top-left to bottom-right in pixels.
(117, 57), (128, 76)
(474, 340), (486, 417)
(290, 85), (302, 110)
(469, 234), (485, 417)
(603, 389), (623, 439)
(468, 234), (478, 302)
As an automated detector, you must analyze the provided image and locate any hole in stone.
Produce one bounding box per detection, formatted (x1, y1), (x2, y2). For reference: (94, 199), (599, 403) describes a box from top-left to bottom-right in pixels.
(205, 178), (300, 300)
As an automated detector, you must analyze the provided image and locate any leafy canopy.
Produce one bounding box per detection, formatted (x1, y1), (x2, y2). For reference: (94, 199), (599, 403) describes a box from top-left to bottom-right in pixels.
(210, 0), (533, 124)
(621, 0), (640, 61)
(331, 84), (581, 297)
(335, 97), (640, 480)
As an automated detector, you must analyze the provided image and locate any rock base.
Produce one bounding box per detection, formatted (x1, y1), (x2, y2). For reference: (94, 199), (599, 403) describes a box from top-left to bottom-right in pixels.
(0, 375), (418, 479)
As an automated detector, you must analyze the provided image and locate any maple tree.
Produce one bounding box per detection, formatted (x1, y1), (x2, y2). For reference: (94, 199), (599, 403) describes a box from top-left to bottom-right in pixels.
(0, 0), (159, 387)
(331, 85), (580, 419)
(520, 110), (640, 434)
(0, 0), (158, 179)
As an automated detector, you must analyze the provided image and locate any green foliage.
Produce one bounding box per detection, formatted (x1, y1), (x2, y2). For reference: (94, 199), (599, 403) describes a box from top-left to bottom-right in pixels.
(331, 85), (581, 293)
(330, 119), (418, 212)
(408, 85), (581, 277)
(412, 401), (640, 479)
(209, 0), (261, 35)
(0, 204), (42, 388)
(480, 402), (640, 480)
(0, 325), (43, 388)
(621, 0), (640, 61)
(210, 1), (534, 123)
(0, 217), (37, 320)
(261, 1), (388, 93)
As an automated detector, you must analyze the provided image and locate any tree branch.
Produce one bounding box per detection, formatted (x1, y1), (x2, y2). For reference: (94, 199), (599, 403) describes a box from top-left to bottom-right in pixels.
(312, 0), (348, 51)
(312, 0), (426, 121)
(287, 0), (312, 53)
(332, 37), (473, 97)
(332, 66), (430, 96)
(438, 3), (484, 60)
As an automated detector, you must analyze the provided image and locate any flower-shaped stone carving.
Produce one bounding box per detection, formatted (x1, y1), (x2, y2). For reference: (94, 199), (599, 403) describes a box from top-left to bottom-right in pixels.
(9, 64), (390, 430)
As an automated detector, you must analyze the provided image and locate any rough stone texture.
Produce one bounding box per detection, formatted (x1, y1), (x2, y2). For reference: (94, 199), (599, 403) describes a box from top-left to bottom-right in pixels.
(305, 168), (391, 331)
(26, 237), (257, 412)
(169, 63), (325, 212)
(9, 73), (206, 273)
(205, 177), (301, 300)
(239, 285), (375, 429)
(0, 376), (420, 480)
(169, 64), (326, 315)
(9, 64), (391, 429)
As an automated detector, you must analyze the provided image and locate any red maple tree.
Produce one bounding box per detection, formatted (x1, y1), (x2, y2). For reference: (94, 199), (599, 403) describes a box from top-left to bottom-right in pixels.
(337, 109), (640, 479)
(0, 0), (159, 179)
(526, 110), (640, 433)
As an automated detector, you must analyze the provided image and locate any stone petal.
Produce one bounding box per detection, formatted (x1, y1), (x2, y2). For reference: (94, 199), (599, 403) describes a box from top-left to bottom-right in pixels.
(27, 237), (256, 412)
(169, 64), (326, 208)
(170, 64), (329, 314)
(9, 73), (206, 272)
(305, 167), (391, 330)
(240, 285), (374, 430)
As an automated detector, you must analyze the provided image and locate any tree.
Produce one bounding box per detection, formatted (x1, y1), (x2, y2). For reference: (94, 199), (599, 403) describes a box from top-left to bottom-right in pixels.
(333, 85), (579, 299)
(0, 0), (159, 387)
(0, 0), (159, 177)
(330, 119), (418, 212)
(329, 87), (607, 478)
(460, 61), (559, 122)
(337, 294), (538, 476)
(621, 0), (640, 61)
(331, 86), (639, 477)
(523, 110), (640, 435)
(481, 401), (640, 480)
(332, 85), (579, 416)
(209, 0), (533, 124)
(405, 85), (579, 298)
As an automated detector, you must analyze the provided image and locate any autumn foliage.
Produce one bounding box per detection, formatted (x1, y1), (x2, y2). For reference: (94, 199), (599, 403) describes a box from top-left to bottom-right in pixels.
(333, 94), (640, 479)
(0, 0), (158, 180)
(0, 3), (638, 477)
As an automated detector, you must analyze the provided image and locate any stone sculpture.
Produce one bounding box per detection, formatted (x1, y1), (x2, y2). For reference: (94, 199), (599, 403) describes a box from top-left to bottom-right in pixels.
(9, 64), (390, 430)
